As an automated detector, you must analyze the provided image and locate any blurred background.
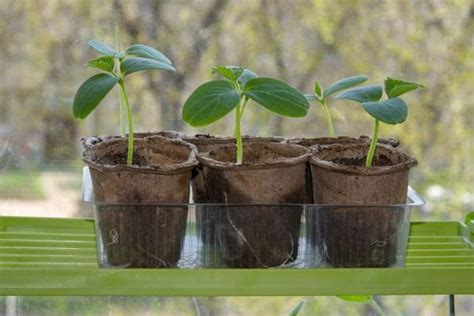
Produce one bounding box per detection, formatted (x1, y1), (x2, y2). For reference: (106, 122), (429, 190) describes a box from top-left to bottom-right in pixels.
(0, 0), (472, 315)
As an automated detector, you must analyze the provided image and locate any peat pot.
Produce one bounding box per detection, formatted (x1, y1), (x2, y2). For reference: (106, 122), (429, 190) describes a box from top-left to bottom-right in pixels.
(197, 142), (310, 268)
(184, 134), (284, 247)
(285, 135), (400, 204)
(308, 143), (417, 268)
(82, 135), (197, 268)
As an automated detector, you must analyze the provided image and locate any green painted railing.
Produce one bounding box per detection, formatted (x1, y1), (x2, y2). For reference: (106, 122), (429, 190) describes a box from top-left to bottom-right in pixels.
(0, 216), (472, 296)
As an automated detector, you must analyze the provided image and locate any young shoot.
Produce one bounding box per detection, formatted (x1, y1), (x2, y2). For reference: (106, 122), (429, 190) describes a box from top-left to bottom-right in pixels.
(182, 65), (309, 164)
(335, 77), (424, 168)
(306, 75), (368, 136)
(73, 40), (175, 165)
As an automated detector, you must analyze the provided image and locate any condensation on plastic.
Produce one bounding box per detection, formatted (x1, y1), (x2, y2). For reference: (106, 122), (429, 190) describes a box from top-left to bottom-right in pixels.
(83, 167), (424, 269)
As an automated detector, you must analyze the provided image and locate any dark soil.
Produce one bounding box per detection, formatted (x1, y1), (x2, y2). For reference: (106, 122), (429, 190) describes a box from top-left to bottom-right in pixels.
(96, 205), (188, 268)
(208, 144), (298, 163)
(83, 135), (193, 169)
(308, 207), (406, 267)
(288, 136), (400, 148)
(215, 206), (302, 268)
(98, 148), (184, 167)
(331, 155), (393, 167)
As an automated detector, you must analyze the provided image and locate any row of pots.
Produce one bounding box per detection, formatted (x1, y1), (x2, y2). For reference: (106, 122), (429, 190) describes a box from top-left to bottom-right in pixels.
(83, 132), (417, 269)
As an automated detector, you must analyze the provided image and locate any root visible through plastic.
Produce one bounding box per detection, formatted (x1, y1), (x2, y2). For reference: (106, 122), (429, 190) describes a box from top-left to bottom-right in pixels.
(136, 243), (168, 267)
(107, 229), (119, 245)
(223, 193), (296, 268)
(370, 231), (398, 248)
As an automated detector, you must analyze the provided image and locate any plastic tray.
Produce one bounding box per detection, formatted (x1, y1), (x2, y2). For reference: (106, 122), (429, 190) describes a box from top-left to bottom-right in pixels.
(0, 215), (472, 296)
(83, 164), (424, 269)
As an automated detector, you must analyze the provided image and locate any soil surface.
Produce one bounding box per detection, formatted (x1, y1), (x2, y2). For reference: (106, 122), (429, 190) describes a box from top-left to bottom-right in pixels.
(313, 143), (416, 173)
(331, 155), (393, 167)
(98, 149), (183, 167)
(208, 144), (295, 163)
(83, 136), (194, 169)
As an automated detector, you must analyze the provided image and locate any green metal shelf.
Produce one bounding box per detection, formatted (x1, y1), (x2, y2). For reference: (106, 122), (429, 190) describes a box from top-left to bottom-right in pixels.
(0, 216), (472, 296)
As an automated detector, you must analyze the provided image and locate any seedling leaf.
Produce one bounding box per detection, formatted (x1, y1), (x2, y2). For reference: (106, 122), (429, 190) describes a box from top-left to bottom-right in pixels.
(363, 98), (407, 124)
(86, 56), (115, 73)
(126, 44), (173, 65)
(88, 40), (117, 57)
(237, 68), (258, 87)
(73, 73), (118, 119)
(121, 57), (176, 75)
(211, 65), (244, 82)
(335, 85), (383, 103)
(384, 77), (424, 98)
(313, 80), (323, 101)
(243, 77), (309, 117)
(182, 80), (241, 127)
(323, 75), (368, 98)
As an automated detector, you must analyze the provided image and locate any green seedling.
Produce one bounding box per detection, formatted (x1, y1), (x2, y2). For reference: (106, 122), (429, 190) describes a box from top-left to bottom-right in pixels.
(73, 40), (175, 165)
(182, 65), (309, 164)
(306, 75), (368, 136)
(335, 77), (424, 167)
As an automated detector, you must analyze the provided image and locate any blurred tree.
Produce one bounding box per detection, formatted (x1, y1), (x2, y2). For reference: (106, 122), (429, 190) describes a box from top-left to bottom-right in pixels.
(0, 0), (473, 314)
(0, 0), (471, 215)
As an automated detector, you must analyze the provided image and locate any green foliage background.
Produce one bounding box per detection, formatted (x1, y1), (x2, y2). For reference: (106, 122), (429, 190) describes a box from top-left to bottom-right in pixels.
(0, 0), (472, 314)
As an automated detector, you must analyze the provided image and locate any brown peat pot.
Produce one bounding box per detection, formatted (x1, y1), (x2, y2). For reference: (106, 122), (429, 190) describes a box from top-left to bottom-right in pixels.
(286, 135), (400, 204)
(83, 135), (197, 268)
(185, 134), (284, 202)
(197, 142), (310, 268)
(309, 143), (417, 267)
(184, 134), (284, 246)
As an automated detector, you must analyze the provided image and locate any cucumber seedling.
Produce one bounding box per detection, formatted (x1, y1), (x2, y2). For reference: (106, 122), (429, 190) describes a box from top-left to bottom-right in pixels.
(73, 40), (176, 165)
(335, 77), (424, 167)
(306, 75), (368, 136)
(182, 66), (309, 164)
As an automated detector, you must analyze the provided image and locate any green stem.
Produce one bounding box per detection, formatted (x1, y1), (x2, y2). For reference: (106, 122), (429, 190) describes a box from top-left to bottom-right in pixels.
(118, 81), (134, 165)
(234, 100), (243, 165)
(234, 96), (250, 165)
(366, 119), (379, 168)
(114, 58), (126, 136)
(321, 99), (335, 137)
(240, 96), (249, 116)
(118, 87), (126, 136)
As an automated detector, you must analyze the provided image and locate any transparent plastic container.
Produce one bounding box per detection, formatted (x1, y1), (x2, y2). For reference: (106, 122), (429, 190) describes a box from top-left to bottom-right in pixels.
(196, 204), (305, 268)
(305, 187), (424, 268)
(83, 167), (423, 269)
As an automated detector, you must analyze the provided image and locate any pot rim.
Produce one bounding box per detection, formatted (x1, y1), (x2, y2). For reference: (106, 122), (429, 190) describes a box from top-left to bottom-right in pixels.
(184, 134), (284, 146)
(309, 143), (417, 176)
(81, 130), (185, 147)
(197, 142), (311, 170)
(286, 135), (368, 143)
(285, 135), (400, 147)
(82, 135), (198, 174)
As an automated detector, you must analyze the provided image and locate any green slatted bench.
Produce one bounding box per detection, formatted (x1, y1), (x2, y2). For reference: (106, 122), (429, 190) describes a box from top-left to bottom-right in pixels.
(0, 216), (473, 296)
